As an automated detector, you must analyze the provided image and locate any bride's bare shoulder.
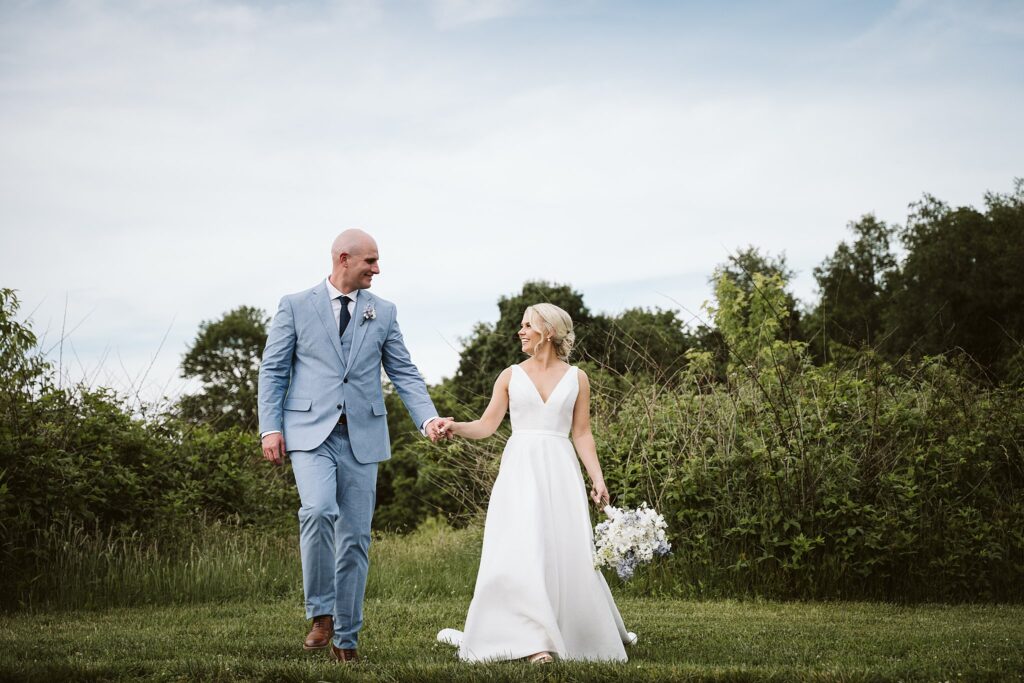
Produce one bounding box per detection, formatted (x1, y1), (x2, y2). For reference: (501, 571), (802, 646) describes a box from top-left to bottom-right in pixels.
(496, 366), (515, 385)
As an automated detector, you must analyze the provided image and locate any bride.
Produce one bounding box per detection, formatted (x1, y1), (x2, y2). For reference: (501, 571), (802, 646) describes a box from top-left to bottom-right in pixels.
(436, 303), (633, 663)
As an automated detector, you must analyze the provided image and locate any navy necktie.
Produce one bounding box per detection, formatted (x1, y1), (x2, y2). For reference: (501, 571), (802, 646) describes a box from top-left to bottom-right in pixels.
(338, 295), (352, 336)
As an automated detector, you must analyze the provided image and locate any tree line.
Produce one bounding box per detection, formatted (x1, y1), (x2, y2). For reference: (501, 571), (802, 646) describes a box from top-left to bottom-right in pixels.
(1, 180), (1021, 604)
(179, 180), (1024, 431)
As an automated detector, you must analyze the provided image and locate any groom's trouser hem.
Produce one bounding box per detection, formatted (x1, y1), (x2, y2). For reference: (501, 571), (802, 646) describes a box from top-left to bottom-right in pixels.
(305, 601), (336, 620)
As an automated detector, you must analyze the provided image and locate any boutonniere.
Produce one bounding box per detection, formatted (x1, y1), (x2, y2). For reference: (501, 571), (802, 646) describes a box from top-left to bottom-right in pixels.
(360, 302), (376, 326)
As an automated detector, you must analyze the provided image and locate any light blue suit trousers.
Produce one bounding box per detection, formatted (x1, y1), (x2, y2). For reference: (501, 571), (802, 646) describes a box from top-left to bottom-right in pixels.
(291, 423), (376, 648)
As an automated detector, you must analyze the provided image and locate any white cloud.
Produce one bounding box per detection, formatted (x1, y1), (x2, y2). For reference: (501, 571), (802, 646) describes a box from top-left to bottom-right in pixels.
(1, 0), (1020, 398)
(846, 0), (1024, 65)
(430, 0), (534, 29)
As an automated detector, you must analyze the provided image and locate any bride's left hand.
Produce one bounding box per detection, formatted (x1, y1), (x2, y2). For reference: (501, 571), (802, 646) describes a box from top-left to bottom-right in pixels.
(590, 480), (610, 507)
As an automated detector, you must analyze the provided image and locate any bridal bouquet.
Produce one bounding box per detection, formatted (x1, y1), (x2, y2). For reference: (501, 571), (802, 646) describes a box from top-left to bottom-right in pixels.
(593, 503), (671, 580)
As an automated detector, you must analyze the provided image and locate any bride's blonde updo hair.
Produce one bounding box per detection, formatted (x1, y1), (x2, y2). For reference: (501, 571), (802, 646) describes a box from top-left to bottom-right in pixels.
(524, 303), (576, 361)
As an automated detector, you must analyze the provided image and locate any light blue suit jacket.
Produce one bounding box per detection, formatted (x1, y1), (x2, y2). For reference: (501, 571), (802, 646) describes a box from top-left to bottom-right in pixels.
(258, 282), (437, 463)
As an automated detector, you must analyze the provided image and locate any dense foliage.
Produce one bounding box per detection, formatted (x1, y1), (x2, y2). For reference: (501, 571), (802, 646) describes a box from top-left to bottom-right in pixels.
(179, 305), (268, 431)
(802, 215), (897, 361)
(449, 281), (703, 413)
(607, 275), (1023, 600)
(805, 181), (1024, 382)
(3, 181), (1023, 605)
(413, 271), (1024, 601)
(0, 290), (294, 608)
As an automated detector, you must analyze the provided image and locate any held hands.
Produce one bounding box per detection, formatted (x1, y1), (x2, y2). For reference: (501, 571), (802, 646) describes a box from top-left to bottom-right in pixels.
(426, 417), (456, 443)
(261, 433), (287, 465)
(590, 479), (610, 507)
(264, 417), (454, 458)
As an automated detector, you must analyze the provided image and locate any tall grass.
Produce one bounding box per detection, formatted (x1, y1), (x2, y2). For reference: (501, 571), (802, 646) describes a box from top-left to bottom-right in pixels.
(365, 516), (482, 601)
(11, 516), (484, 611)
(16, 521), (300, 611)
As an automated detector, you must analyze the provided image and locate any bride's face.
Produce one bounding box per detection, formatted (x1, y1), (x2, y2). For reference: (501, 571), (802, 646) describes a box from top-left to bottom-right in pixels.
(518, 316), (544, 355)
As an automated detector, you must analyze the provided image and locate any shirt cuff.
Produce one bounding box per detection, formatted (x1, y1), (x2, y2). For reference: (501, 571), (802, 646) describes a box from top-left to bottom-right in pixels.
(260, 430), (282, 439)
(420, 416), (439, 436)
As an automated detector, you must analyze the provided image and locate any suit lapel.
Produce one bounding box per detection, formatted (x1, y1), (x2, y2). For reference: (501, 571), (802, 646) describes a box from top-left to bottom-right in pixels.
(345, 291), (372, 378)
(310, 284), (347, 369)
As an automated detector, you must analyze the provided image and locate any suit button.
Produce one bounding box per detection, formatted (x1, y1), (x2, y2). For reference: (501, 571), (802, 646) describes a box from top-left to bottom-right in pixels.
(336, 404), (342, 410)
(343, 378), (349, 383)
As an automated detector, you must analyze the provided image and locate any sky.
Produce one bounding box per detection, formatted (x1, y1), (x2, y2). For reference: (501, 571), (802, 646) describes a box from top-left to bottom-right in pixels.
(1, 0), (1022, 400)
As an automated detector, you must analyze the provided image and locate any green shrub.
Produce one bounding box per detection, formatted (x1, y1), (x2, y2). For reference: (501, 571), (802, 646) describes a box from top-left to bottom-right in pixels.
(610, 274), (1023, 600)
(418, 275), (1024, 602)
(592, 355), (1024, 601)
(0, 290), (296, 608)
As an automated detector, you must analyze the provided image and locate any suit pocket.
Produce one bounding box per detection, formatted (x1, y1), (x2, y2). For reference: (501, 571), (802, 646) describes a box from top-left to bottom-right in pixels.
(284, 398), (312, 412)
(371, 401), (387, 416)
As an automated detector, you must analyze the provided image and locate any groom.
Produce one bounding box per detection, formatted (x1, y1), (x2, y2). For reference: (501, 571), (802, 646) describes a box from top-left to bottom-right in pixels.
(258, 229), (449, 663)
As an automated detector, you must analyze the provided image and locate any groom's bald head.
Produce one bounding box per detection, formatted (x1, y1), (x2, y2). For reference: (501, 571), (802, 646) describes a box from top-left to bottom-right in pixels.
(331, 228), (381, 292)
(331, 228), (377, 260)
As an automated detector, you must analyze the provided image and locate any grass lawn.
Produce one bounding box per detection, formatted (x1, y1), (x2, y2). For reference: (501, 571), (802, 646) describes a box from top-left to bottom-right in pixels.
(3, 521), (1021, 681)
(2, 596), (1022, 682)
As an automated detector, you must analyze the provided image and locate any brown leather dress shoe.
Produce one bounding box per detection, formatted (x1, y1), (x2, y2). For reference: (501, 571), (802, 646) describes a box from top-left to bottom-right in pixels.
(330, 644), (360, 663)
(303, 615), (334, 650)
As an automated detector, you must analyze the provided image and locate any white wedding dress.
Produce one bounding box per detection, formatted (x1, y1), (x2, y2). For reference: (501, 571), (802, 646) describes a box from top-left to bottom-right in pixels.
(438, 364), (632, 662)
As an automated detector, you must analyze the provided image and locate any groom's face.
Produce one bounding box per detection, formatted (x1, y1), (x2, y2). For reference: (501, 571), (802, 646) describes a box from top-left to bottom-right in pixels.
(346, 245), (380, 290)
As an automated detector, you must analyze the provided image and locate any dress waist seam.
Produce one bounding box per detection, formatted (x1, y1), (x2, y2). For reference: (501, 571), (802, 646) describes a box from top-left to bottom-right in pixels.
(511, 429), (570, 439)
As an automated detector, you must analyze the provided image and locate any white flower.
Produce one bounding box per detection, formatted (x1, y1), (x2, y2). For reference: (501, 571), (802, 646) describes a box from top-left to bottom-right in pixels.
(360, 302), (376, 325)
(592, 502), (672, 581)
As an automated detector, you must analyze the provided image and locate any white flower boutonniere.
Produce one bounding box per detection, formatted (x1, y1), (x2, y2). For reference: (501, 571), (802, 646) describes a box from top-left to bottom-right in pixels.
(361, 302), (376, 326)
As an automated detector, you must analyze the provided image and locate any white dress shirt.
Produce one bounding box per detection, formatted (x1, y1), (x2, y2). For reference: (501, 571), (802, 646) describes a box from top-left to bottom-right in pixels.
(325, 277), (358, 330)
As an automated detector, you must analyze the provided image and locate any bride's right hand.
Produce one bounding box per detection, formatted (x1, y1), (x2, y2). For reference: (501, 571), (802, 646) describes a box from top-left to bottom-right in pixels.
(590, 480), (610, 507)
(437, 417), (457, 440)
